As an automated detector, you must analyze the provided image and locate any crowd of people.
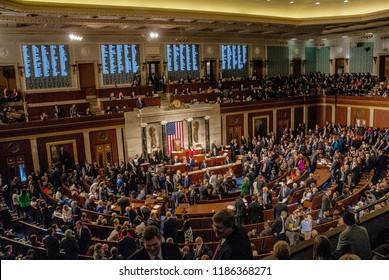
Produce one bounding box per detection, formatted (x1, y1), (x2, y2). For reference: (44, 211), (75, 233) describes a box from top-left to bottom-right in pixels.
(0, 88), (24, 123)
(0, 121), (388, 260)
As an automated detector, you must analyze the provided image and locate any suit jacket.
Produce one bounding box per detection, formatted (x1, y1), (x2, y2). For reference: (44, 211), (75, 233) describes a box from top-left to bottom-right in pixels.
(213, 226), (252, 260)
(271, 216), (285, 235)
(248, 202), (264, 224)
(273, 202), (288, 220)
(163, 217), (178, 242)
(262, 191), (272, 208)
(334, 225), (372, 260)
(60, 236), (79, 260)
(75, 226), (92, 255)
(189, 189), (198, 205)
(128, 242), (182, 260)
(118, 236), (137, 259)
(194, 243), (212, 259)
(321, 193), (331, 212)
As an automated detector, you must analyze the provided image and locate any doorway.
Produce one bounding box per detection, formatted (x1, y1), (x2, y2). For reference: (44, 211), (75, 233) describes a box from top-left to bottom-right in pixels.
(292, 59), (301, 76)
(205, 60), (217, 82)
(335, 58), (345, 75)
(252, 60), (263, 78)
(0, 66), (17, 90)
(78, 63), (96, 96)
(96, 143), (113, 168)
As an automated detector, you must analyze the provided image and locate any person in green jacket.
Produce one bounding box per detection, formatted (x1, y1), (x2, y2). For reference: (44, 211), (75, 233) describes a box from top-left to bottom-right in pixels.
(19, 188), (30, 219)
(241, 177), (250, 195)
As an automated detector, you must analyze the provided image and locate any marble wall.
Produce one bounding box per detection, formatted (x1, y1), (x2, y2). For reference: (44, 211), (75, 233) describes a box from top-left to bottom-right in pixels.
(124, 103), (221, 157)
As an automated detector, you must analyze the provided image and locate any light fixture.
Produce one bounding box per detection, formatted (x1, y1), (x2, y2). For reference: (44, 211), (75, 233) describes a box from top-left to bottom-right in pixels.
(97, 63), (102, 73)
(149, 32), (159, 38)
(373, 56), (378, 64)
(289, 1), (294, 4)
(345, 58), (349, 65)
(344, 0), (349, 3)
(329, 59), (333, 65)
(315, 2), (320, 5)
(69, 33), (83, 41)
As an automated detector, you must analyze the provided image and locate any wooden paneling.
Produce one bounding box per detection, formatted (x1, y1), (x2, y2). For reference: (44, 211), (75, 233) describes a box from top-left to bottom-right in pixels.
(294, 107), (304, 129)
(25, 90), (86, 104)
(27, 102), (90, 121)
(226, 114), (244, 144)
(0, 140), (33, 185)
(335, 106), (347, 125)
(89, 129), (119, 166)
(171, 92), (223, 104)
(100, 97), (160, 111)
(276, 108), (291, 137)
(325, 105), (332, 124)
(97, 86), (155, 98)
(307, 106), (318, 129)
(37, 133), (85, 171)
(374, 109), (389, 129)
(78, 63), (96, 89)
(351, 107), (370, 127)
(0, 114), (124, 139)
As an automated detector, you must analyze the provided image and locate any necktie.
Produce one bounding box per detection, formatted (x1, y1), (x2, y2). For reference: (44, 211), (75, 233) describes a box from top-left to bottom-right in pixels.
(212, 240), (223, 260)
(154, 256), (161, 260)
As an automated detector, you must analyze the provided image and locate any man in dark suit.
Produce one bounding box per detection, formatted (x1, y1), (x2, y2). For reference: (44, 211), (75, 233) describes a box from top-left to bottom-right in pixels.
(155, 147), (163, 164)
(278, 182), (291, 202)
(163, 211), (178, 242)
(188, 185), (198, 205)
(248, 196), (264, 224)
(129, 225), (182, 260)
(60, 229), (79, 260)
(235, 194), (247, 226)
(274, 196), (288, 220)
(271, 210), (287, 241)
(212, 209), (252, 260)
(118, 228), (137, 259)
(44, 225), (61, 260)
(193, 237), (212, 260)
(74, 221), (92, 255)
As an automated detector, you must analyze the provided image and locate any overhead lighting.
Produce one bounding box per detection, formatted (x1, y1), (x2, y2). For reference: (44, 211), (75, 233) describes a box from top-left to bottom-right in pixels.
(149, 32), (159, 38)
(344, 0), (349, 3)
(291, 38), (297, 41)
(290, 1), (294, 3)
(342, 35), (348, 38)
(321, 38), (327, 41)
(69, 33), (83, 41)
(315, 2), (320, 5)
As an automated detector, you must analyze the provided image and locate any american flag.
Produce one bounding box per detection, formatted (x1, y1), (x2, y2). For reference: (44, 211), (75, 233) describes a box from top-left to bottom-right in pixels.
(166, 121), (184, 154)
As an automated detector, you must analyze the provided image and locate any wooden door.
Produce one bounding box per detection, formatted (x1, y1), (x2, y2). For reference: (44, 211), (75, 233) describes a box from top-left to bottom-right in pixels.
(96, 143), (112, 168)
(253, 60), (263, 77)
(277, 119), (289, 140)
(6, 156), (27, 184)
(0, 66), (17, 90)
(293, 59), (301, 75)
(227, 125), (241, 145)
(335, 58), (345, 75)
(78, 63), (96, 96)
(205, 60), (217, 82)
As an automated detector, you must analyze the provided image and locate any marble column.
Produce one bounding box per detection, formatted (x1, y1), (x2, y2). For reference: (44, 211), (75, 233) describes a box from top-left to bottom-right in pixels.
(187, 118), (193, 148)
(161, 121), (167, 158)
(83, 132), (92, 164)
(30, 138), (40, 172)
(204, 116), (211, 152)
(141, 123), (148, 160)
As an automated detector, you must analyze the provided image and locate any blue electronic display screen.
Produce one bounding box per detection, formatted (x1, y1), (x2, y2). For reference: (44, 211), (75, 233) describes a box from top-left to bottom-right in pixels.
(22, 44), (71, 89)
(101, 44), (140, 85)
(166, 44), (199, 81)
(221, 44), (248, 78)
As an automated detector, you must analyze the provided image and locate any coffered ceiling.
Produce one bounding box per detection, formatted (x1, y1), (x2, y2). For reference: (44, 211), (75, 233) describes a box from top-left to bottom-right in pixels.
(1, 0), (389, 40)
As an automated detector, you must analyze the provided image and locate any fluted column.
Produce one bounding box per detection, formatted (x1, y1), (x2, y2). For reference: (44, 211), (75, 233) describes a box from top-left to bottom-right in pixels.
(141, 123), (148, 160)
(187, 118), (193, 148)
(161, 121), (167, 158)
(204, 116), (211, 152)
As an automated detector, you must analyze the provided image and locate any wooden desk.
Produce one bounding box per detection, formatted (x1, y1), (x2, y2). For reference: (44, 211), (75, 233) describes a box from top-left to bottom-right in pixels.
(175, 201), (235, 218)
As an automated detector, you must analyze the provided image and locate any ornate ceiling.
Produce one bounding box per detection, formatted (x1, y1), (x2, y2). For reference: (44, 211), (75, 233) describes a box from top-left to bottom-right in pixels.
(1, 0), (389, 40)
